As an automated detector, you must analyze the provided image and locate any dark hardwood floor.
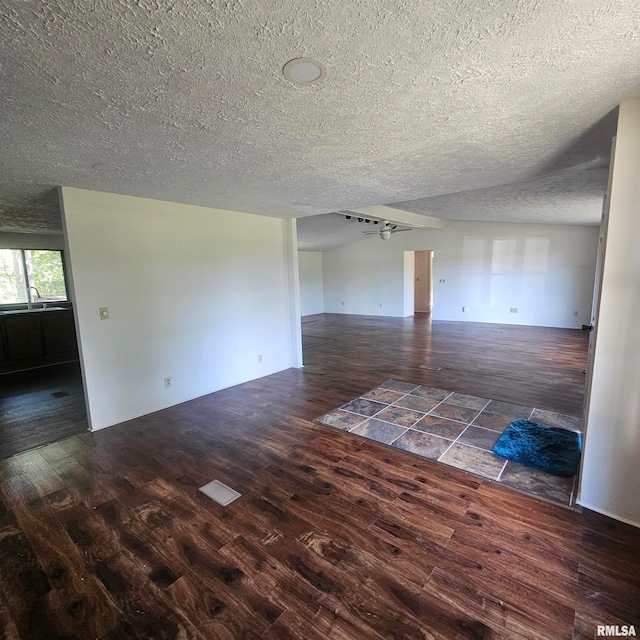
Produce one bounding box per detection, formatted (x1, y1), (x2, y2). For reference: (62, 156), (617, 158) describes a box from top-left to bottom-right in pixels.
(0, 362), (89, 459)
(0, 315), (637, 639)
(302, 313), (589, 416)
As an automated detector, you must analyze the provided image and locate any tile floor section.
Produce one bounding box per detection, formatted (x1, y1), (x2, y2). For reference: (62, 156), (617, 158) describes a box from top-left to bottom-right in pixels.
(315, 380), (583, 507)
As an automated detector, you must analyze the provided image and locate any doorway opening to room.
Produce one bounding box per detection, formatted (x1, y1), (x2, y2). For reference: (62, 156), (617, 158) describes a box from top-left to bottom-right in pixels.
(414, 250), (433, 314)
(0, 247), (89, 459)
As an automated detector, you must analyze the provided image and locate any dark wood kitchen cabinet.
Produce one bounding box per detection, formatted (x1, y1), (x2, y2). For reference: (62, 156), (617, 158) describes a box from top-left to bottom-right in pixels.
(3, 313), (44, 359)
(0, 309), (78, 373)
(42, 309), (78, 354)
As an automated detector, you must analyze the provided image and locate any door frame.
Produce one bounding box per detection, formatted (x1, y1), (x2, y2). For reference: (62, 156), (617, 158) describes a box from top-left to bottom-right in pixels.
(577, 137), (615, 494)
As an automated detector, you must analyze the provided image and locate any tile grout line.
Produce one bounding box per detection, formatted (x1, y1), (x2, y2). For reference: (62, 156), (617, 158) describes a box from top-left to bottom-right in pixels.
(350, 385), (462, 433)
(437, 438), (458, 462)
(318, 384), (580, 508)
(388, 428), (410, 446)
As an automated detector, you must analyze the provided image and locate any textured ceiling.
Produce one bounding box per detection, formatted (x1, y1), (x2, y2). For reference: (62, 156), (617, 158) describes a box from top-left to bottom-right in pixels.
(1, 1), (639, 240)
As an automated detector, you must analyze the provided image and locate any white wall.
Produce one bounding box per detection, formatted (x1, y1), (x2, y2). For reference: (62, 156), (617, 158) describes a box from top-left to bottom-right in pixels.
(403, 251), (415, 317)
(298, 251), (324, 316)
(579, 99), (640, 527)
(323, 221), (599, 327)
(323, 235), (409, 317)
(60, 187), (299, 431)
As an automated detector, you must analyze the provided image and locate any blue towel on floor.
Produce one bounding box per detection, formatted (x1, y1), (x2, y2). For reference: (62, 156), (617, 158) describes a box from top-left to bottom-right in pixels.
(492, 419), (582, 477)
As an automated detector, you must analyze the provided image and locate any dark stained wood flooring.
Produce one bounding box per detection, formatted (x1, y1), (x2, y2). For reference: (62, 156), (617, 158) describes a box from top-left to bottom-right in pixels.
(0, 315), (638, 639)
(302, 313), (589, 416)
(0, 362), (89, 460)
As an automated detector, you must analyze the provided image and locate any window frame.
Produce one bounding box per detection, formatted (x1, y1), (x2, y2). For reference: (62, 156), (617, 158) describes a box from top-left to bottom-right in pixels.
(0, 248), (71, 311)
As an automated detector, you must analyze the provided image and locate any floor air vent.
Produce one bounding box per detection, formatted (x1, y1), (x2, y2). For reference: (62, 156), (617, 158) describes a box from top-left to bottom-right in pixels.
(198, 480), (241, 506)
(51, 391), (70, 398)
(419, 365), (442, 371)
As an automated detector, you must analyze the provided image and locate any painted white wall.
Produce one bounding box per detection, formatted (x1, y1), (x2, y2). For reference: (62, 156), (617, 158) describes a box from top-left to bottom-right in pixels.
(323, 221), (599, 327)
(60, 187), (298, 431)
(284, 220), (303, 368)
(579, 99), (640, 527)
(323, 234), (409, 317)
(298, 251), (324, 316)
(403, 251), (415, 317)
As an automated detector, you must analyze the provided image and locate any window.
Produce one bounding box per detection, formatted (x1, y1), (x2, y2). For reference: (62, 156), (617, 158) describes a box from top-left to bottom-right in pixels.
(0, 249), (69, 306)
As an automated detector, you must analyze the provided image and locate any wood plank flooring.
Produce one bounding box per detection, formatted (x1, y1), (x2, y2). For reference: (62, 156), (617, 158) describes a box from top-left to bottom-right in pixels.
(0, 315), (638, 639)
(302, 313), (589, 415)
(0, 362), (89, 460)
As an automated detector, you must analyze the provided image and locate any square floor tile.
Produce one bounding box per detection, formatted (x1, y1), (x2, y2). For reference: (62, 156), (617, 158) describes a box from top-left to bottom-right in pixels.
(351, 419), (408, 444)
(392, 394), (440, 413)
(447, 392), (491, 411)
(374, 405), (425, 428)
(456, 425), (501, 451)
(361, 387), (406, 404)
(484, 400), (533, 420)
(312, 382), (580, 509)
(471, 411), (513, 432)
(412, 415), (466, 440)
(410, 386), (452, 402)
(439, 443), (506, 480)
(529, 409), (583, 433)
(391, 430), (452, 460)
(428, 402), (479, 424)
(340, 398), (386, 417)
(315, 409), (367, 431)
(499, 461), (574, 505)
(379, 379), (420, 392)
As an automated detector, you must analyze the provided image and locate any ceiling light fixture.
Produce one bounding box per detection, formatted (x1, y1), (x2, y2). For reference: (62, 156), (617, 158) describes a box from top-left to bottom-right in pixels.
(283, 57), (328, 85)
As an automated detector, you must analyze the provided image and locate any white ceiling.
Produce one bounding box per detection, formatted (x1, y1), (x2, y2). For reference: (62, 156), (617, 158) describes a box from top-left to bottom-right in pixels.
(1, 1), (638, 245)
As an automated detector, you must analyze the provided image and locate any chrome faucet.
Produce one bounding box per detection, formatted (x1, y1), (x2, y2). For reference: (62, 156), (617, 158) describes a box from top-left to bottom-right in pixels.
(27, 286), (41, 310)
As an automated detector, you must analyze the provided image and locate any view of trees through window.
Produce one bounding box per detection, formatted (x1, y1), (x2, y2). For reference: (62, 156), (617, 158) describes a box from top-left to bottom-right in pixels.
(0, 249), (68, 305)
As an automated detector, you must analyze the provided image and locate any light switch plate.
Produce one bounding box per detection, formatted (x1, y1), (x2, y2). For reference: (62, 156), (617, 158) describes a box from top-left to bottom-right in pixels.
(99, 307), (109, 320)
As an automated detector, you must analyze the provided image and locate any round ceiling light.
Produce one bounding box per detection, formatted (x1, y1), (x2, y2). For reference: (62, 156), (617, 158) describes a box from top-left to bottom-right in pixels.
(283, 57), (328, 85)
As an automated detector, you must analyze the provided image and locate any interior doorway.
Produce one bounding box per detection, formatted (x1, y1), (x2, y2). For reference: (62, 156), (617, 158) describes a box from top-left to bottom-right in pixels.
(0, 361), (88, 459)
(414, 250), (433, 313)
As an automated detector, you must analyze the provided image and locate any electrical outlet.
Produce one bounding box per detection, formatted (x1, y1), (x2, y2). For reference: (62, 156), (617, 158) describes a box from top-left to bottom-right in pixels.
(574, 311), (579, 317)
(462, 306), (468, 312)
(510, 308), (518, 313)
(439, 279), (446, 283)
(164, 376), (172, 388)
(258, 354), (263, 362)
